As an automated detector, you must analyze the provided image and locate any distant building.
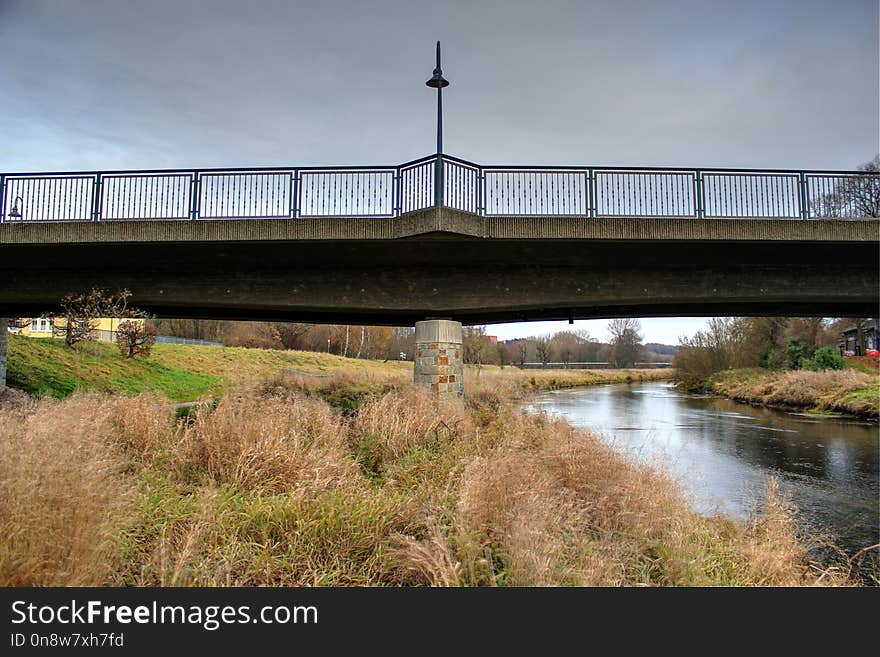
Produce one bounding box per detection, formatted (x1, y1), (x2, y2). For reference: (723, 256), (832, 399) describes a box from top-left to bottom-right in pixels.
(15, 317), (144, 343)
(839, 318), (879, 356)
(487, 335), (498, 345)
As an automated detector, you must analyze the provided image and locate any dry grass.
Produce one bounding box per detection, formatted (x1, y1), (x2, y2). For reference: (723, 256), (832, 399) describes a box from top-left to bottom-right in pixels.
(350, 387), (471, 463)
(453, 411), (848, 586)
(0, 375), (857, 587)
(0, 396), (134, 585)
(179, 393), (360, 494)
(712, 368), (878, 418)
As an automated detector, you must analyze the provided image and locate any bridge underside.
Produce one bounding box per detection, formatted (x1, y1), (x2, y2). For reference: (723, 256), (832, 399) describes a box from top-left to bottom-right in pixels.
(0, 208), (877, 324)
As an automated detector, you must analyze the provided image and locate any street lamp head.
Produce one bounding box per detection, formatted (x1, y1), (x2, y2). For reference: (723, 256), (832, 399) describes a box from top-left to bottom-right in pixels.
(425, 41), (449, 88)
(7, 196), (22, 220)
(425, 71), (449, 88)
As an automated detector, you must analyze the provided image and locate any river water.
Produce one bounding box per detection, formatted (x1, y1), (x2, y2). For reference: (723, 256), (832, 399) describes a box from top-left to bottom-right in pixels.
(531, 382), (879, 560)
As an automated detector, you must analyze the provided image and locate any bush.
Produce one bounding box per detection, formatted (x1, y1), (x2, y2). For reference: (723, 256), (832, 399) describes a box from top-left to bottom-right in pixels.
(116, 320), (157, 359)
(803, 346), (846, 371)
(784, 338), (809, 371)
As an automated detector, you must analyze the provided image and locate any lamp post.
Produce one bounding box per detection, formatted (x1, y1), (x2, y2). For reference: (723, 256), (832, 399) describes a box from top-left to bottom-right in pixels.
(425, 41), (449, 208)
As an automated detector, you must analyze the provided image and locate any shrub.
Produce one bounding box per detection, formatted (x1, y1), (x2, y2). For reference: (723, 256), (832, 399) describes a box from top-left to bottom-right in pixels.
(784, 337), (809, 371)
(116, 320), (158, 359)
(803, 347), (846, 371)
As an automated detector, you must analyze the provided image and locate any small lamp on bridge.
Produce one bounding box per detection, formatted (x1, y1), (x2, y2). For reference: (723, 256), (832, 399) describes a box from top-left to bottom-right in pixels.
(7, 196), (23, 220)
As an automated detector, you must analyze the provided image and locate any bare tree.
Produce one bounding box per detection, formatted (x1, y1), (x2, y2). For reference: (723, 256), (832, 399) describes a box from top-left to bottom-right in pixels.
(535, 336), (552, 368)
(342, 325), (351, 358)
(463, 325), (492, 375)
(355, 325), (366, 359)
(516, 340), (528, 366)
(812, 156), (880, 218)
(608, 318), (643, 368)
(116, 321), (158, 359)
(551, 331), (581, 368)
(51, 288), (147, 348)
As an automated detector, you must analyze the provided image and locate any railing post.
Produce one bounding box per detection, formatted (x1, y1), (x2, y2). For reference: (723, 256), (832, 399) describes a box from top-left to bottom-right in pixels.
(394, 167), (402, 217)
(695, 170), (704, 219)
(587, 169), (596, 218)
(91, 174), (103, 222)
(476, 166), (484, 216)
(798, 172), (808, 220)
(288, 170), (297, 218)
(0, 175), (5, 224)
(291, 169), (301, 219)
(434, 154), (443, 208)
(190, 172), (201, 220)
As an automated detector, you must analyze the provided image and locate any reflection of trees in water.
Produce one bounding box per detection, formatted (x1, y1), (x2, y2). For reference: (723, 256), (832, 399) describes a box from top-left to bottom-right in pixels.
(687, 396), (878, 486)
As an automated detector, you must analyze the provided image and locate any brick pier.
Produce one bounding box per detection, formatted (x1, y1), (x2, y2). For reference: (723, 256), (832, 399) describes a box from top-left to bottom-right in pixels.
(413, 319), (463, 399)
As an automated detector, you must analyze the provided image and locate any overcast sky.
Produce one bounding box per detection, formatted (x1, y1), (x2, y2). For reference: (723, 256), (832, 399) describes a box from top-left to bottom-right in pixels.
(1, 0), (876, 343)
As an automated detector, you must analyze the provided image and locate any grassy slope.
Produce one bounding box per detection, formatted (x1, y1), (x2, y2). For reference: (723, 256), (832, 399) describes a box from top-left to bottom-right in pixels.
(6, 335), (411, 402)
(7, 334), (672, 402)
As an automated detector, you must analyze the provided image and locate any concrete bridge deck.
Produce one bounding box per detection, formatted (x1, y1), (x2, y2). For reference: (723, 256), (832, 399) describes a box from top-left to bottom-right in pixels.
(1, 207), (877, 324)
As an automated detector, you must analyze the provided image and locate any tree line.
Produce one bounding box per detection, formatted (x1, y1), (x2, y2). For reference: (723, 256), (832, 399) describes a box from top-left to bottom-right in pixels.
(673, 317), (866, 390)
(149, 318), (657, 367)
(151, 319), (416, 361)
(461, 319), (654, 369)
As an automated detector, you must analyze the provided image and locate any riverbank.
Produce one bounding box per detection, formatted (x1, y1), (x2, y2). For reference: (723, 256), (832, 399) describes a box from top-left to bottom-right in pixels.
(4, 333), (673, 403)
(4, 334), (411, 401)
(705, 368), (879, 419)
(0, 378), (851, 586)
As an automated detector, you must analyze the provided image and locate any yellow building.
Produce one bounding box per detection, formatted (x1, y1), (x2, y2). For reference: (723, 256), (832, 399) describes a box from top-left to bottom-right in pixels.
(16, 317), (144, 342)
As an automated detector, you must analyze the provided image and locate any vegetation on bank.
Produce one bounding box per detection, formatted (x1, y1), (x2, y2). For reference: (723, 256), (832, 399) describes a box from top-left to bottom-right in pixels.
(0, 376), (852, 587)
(672, 317), (879, 418)
(707, 369), (879, 418)
(5, 333), (672, 403)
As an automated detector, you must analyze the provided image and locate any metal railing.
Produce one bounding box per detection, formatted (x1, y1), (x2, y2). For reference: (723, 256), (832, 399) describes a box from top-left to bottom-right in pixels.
(1, 153), (877, 222)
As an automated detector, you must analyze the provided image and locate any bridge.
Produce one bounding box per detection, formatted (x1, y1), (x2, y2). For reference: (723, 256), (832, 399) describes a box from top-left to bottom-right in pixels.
(1, 44), (877, 396)
(1, 154), (877, 396)
(0, 152), (877, 322)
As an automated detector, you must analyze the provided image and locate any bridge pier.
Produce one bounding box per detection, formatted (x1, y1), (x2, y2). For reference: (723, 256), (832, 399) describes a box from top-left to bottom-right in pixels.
(0, 318), (6, 387)
(413, 319), (463, 399)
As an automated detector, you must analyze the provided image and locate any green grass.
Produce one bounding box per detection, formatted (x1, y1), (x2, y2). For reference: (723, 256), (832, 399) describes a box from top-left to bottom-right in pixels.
(840, 381), (880, 410)
(6, 334), (413, 402)
(7, 336), (220, 402)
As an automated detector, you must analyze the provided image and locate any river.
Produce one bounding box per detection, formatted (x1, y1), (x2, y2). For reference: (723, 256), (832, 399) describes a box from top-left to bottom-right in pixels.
(531, 381), (879, 562)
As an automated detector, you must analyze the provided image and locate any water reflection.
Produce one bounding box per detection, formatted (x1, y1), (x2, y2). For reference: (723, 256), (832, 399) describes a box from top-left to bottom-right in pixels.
(532, 382), (879, 556)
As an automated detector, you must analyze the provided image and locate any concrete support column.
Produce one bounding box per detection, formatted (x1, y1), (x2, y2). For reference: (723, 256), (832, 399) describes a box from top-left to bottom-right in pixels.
(0, 318), (7, 387)
(414, 319), (463, 399)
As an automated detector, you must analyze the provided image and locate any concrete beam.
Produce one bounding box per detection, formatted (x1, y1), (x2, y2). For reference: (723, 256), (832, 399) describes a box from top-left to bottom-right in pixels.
(0, 209), (877, 245)
(0, 211), (877, 324)
(0, 261), (874, 325)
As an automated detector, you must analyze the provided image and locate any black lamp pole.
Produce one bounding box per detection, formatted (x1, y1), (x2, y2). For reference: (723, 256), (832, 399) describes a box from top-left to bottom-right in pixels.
(426, 41), (449, 208)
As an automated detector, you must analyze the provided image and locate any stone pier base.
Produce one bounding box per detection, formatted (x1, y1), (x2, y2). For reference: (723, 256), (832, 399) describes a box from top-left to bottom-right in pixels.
(413, 319), (463, 399)
(0, 318), (7, 387)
